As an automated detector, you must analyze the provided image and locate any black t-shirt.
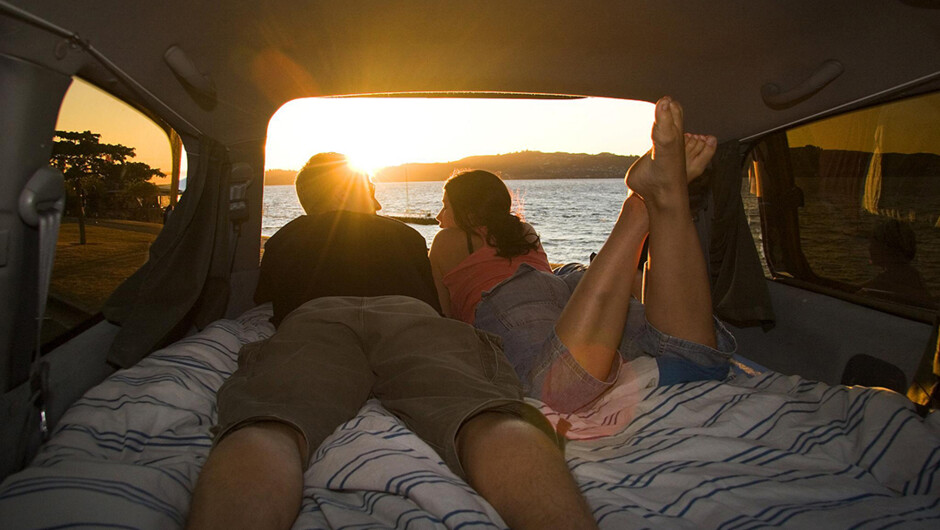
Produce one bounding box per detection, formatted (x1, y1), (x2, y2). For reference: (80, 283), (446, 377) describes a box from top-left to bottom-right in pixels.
(256, 211), (441, 326)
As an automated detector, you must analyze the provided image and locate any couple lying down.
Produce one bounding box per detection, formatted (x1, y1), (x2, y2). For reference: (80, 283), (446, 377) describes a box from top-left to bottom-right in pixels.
(187, 97), (736, 529)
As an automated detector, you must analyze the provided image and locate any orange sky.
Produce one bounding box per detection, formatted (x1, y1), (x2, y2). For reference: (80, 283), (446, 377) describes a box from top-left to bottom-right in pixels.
(267, 96), (655, 175)
(56, 78), (177, 184)
(788, 91), (940, 155)
(57, 77), (656, 180)
(57, 75), (940, 189)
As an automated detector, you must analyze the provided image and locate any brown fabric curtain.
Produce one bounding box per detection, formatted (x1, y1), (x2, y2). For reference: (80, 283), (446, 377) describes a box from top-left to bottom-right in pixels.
(102, 137), (232, 368)
(708, 140), (775, 327)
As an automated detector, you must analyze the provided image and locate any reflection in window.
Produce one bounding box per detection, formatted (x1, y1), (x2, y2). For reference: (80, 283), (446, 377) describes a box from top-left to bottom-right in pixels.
(741, 161), (770, 278)
(750, 91), (940, 311)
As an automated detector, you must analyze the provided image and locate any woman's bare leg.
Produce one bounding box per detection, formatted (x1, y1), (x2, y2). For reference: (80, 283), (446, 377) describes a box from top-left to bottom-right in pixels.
(554, 98), (718, 382)
(554, 195), (649, 380)
(626, 97), (717, 348)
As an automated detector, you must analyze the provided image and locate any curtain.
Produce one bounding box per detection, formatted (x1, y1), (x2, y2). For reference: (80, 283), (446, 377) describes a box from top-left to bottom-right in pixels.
(708, 140), (776, 327)
(103, 137), (232, 367)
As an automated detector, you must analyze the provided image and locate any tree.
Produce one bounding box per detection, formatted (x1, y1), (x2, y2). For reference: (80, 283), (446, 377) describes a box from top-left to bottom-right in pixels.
(50, 130), (164, 243)
(101, 160), (165, 188)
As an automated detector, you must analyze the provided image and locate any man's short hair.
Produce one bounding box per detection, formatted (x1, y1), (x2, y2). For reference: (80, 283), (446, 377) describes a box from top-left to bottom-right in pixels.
(295, 153), (369, 214)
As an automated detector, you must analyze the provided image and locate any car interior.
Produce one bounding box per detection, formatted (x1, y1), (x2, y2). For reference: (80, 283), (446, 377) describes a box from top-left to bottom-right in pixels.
(1, 1), (939, 527)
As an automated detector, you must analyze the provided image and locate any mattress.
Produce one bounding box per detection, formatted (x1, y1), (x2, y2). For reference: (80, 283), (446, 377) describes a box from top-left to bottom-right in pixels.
(1, 304), (938, 528)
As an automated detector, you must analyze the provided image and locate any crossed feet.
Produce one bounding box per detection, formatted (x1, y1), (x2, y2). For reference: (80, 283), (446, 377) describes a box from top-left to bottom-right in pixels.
(626, 97), (716, 212)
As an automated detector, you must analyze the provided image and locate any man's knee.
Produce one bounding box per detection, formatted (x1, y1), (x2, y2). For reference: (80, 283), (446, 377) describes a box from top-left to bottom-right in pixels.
(456, 411), (560, 463)
(217, 421), (307, 463)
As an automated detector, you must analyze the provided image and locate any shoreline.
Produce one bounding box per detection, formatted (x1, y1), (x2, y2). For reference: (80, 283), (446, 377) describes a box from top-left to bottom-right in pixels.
(386, 214), (437, 225)
(263, 175), (629, 186)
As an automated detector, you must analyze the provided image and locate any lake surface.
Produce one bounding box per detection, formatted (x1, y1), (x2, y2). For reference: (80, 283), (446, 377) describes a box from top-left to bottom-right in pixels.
(263, 177), (940, 296)
(262, 179), (630, 264)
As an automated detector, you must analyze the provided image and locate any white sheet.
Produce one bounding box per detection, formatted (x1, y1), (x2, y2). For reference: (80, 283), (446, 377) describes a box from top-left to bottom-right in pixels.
(1, 304), (938, 529)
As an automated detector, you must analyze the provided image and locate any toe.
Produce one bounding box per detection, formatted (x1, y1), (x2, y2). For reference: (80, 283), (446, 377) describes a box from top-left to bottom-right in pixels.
(652, 97), (683, 146)
(687, 136), (706, 160)
(667, 97), (684, 134)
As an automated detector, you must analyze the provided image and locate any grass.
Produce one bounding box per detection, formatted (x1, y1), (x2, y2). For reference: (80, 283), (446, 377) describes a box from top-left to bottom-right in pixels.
(52, 223), (157, 312)
(49, 221), (461, 313)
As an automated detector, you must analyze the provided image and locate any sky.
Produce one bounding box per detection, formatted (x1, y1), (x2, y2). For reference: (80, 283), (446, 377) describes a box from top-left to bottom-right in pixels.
(56, 78), (656, 180)
(54, 77), (940, 183)
(266, 97), (656, 174)
(787, 91), (940, 155)
(56, 78), (177, 184)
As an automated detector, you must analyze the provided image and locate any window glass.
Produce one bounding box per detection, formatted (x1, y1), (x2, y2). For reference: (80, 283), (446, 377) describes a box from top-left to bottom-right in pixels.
(748, 91), (940, 312)
(263, 96), (656, 264)
(45, 78), (184, 345)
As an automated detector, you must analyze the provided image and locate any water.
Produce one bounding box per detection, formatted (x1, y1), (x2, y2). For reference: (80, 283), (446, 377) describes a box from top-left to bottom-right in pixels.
(262, 178), (940, 297)
(262, 179), (630, 264)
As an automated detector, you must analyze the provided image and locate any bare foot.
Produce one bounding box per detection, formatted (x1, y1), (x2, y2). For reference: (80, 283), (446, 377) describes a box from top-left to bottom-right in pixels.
(684, 133), (717, 181)
(625, 97), (688, 210)
(629, 132), (717, 194)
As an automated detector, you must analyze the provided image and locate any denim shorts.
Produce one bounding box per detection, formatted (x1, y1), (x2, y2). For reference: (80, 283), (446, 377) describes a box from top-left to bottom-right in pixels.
(474, 264), (737, 413)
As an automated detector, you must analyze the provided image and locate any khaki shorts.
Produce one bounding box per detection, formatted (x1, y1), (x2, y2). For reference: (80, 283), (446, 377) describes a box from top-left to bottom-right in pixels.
(214, 295), (559, 477)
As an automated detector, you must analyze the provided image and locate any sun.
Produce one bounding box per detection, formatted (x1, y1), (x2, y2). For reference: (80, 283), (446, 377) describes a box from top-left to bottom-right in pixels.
(345, 151), (389, 176)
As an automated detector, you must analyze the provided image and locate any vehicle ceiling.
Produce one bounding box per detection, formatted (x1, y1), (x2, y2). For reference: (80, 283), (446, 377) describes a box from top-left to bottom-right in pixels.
(2, 0), (939, 149)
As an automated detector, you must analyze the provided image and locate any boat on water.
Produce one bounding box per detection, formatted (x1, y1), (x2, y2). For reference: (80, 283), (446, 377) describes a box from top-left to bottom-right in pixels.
(386, 213), (438, 225)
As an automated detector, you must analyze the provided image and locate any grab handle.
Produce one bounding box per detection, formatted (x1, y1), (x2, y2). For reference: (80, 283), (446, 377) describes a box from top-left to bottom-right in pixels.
(761, 60), (844, 109)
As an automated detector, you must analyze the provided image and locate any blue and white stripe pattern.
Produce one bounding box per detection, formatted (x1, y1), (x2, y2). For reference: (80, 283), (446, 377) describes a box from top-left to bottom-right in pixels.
(1, 304), (938, 528)
(562, 373), (940, 528)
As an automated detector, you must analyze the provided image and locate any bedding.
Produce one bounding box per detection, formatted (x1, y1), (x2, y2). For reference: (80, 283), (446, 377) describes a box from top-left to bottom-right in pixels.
(1, 304), (938, 529)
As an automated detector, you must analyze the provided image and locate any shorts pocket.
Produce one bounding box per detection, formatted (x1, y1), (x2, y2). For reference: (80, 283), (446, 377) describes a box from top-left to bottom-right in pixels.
(483, 270), (568, 330)
(236, 339), (267, 371)
(473, 329), (505, 382)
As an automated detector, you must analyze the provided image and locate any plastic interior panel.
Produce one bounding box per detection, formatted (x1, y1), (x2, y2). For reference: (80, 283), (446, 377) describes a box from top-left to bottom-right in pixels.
(730, 280), (934, 386)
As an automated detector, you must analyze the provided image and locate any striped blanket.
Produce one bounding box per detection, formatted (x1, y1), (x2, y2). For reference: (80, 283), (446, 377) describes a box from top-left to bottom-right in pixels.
(1, 304), (938, 528)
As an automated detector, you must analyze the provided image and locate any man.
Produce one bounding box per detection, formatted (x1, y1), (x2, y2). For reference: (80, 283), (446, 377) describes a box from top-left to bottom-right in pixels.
(254, 152), (441, 326)
(187, 153), (597, 529)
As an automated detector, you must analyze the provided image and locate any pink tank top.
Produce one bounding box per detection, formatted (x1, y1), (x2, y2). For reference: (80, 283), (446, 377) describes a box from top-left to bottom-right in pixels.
(442, 242), (552, 324)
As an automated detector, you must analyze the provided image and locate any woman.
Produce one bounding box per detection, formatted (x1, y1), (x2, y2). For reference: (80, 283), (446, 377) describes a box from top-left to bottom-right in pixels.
(429, 97), (736, 413)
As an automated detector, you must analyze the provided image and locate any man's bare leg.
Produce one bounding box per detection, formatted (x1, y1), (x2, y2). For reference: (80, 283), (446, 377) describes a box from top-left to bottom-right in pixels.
(626, 97), (717, 348)
(187, 422), (306, 530)
(457, 412), (597, 530)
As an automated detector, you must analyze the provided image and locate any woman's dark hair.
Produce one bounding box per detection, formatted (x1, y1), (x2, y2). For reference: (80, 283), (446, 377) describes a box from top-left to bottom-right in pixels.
(443, 169), (539, 258)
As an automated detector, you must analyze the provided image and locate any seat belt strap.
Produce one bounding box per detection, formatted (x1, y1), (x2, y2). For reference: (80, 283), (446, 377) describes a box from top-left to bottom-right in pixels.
(227, 163), (252, 270)
(19, 166), (66, 441)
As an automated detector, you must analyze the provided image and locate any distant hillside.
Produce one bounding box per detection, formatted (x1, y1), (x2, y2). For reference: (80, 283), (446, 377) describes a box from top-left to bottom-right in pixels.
(264, 169), (298, 186)
(373, 151), (640, 182)
(264, 152), (641, 185)
(787, 146), (940, 216)
(788, 146), (940, 180)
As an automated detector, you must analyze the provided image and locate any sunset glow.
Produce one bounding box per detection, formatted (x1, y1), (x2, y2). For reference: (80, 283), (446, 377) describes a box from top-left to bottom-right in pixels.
(266, 96), (655, 174)
(57, 78), (177, 184)
(57, 78), (657, 179)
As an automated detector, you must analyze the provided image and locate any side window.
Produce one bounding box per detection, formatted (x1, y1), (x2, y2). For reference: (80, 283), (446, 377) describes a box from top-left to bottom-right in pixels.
(745, 91), (940, 315)
(45, 78), (184, 345)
